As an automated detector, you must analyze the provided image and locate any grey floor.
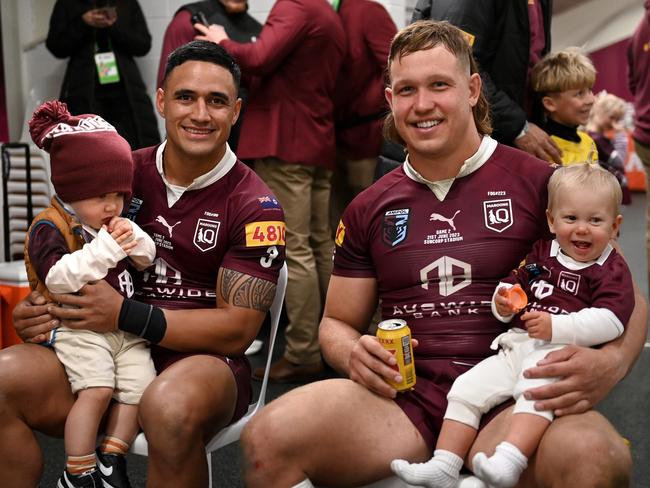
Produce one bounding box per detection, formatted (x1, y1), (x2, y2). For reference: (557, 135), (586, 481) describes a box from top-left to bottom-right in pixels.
(36, 193), (650, 488)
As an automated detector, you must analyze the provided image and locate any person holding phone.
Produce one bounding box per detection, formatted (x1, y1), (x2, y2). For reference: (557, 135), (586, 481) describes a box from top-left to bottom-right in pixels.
(156, 0), (262, 152)
(83, 3), (117, 28)
(46, 0), (160, 150)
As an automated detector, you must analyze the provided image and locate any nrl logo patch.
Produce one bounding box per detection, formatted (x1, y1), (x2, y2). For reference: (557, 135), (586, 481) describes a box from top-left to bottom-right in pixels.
(483, 199), (513, 233)
(382, 209), (410, 247)
(193, 218), (220, 252)
(125, 197), (143, 222)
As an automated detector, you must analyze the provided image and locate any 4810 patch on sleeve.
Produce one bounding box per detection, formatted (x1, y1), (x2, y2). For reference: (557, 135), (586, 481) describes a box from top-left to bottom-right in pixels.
(245, 221), (286, 247)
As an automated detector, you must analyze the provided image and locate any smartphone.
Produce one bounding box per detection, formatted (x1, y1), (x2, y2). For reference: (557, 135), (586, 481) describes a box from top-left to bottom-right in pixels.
(191, 11), (209, 27)
(98, 6), (117, 16)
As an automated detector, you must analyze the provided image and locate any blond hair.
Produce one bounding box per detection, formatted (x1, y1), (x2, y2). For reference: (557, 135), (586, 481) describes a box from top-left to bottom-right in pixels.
(383, 20), (492, 145)
(532, 48), (596, 95)
(590, 91), (627, 122)
(548, 164), (622, 215)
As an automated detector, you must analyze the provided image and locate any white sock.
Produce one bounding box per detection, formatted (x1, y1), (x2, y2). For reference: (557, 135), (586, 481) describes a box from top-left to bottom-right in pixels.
(472, 441), (528, 488)
(291, 479), (315, 488)
(391, 449), (464, 488)
(457, 474), (488, 488)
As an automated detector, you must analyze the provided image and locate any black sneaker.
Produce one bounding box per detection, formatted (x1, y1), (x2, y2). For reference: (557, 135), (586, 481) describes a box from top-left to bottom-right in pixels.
(96, 450), (132, 488)
(57, 469), (102, 488)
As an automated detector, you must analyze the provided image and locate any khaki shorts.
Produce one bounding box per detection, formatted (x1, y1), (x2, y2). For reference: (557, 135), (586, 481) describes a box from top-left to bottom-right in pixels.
(53, 327), (156, 404)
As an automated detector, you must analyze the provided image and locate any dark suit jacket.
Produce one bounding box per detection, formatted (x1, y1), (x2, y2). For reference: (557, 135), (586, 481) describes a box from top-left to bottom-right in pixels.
(221, 0), (345, 169)
(413, 0), (552, 145)
(334, 0), (396, 160)
(156, 1), (262, 88)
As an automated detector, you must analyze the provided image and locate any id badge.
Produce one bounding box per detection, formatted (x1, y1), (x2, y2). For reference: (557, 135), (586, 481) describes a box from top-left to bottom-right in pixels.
(94, 51), (120, 84)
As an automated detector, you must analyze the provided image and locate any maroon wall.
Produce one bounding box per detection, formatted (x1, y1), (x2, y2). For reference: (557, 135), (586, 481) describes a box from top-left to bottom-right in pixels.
(590, 38), (633, 101)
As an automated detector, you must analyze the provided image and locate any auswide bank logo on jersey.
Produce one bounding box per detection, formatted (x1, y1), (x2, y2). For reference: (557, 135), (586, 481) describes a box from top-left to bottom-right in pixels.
(483, 199), (513, 233)
(117, 270), (134, 298)
(531, 280), (554, 300)
(194, 219), (220, 252)
(420, 256), (472, 296)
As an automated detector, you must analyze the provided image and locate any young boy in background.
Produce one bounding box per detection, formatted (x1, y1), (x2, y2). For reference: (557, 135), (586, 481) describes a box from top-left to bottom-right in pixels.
(391, 164), (634, 488)
(532, 48), (598, 165)
(25, 100), (156, 488)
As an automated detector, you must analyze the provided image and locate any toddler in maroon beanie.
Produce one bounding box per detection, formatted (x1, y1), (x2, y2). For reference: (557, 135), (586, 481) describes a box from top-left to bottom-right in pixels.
(24, 100), (156, 488)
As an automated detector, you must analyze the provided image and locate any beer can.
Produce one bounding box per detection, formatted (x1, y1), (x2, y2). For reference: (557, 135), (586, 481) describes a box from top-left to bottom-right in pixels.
(376, 319), (416, 391)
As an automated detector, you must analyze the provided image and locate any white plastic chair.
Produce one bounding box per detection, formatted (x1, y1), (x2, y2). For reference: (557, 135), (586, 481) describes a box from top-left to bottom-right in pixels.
(130, 262), (288, 487)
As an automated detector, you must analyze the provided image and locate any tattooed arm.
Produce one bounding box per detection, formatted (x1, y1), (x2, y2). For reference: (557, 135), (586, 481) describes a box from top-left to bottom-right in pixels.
(160, 267), (277, 356)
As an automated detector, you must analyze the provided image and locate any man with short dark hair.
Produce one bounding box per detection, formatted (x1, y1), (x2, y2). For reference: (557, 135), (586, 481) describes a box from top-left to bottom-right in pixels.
(157, 0), (262, 152)
(6, 40), (285, 488)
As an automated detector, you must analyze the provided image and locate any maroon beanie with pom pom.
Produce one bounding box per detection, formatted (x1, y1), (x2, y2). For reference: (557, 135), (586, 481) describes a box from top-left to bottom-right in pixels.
(28, 100), (133, 203)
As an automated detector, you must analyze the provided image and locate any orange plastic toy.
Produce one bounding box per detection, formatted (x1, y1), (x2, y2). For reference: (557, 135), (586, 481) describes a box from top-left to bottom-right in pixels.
(507, 285), (528, 313)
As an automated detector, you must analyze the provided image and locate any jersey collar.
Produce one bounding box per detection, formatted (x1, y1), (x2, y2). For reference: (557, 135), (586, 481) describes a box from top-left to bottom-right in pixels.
(155, 140), (237, 207)
(550, 239), (613, 269)
(403, 135), (498, 200)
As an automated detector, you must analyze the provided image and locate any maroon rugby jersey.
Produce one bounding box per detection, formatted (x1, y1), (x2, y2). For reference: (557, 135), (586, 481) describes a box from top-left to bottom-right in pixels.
(129, 146), (285, 309)
(334, 143), (553, 359)
(506, 239), (634, 329)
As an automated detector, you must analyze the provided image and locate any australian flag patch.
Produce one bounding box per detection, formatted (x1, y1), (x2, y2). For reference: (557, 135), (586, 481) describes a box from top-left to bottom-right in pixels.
(257, 195), (281, 210)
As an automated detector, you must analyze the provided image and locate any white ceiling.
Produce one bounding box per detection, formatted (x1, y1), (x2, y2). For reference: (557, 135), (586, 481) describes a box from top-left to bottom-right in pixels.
(552, 0), (643, 50)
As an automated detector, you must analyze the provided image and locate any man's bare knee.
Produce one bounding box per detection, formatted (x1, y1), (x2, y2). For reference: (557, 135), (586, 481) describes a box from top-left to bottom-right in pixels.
(242, 404), (312, 488)
(140, 382), (200, 446)
(0, 345), (71, 431)
(529, 413), (631, 487)
(242, 406), (290, 472)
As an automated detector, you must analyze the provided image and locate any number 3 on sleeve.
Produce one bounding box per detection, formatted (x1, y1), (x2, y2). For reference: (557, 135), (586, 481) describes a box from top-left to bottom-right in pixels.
(260, 245), (279, 268)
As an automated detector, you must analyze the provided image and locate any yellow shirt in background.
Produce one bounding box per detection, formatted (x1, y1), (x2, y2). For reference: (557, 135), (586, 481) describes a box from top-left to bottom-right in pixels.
(551, 131), (599, 166)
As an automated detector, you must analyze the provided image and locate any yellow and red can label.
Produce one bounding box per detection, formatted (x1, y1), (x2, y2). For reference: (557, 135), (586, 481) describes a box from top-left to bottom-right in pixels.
(377, 319), (416, 392)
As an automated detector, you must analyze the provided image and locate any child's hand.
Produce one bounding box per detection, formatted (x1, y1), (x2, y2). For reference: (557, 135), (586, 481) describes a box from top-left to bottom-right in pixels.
(107, 217), (137, 254)
(495, 287), (515, 316)
(522, 310), (552, 341)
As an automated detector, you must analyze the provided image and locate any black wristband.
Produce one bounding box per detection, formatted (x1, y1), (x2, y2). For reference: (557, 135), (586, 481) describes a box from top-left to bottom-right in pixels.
(118, 299), (167, 344)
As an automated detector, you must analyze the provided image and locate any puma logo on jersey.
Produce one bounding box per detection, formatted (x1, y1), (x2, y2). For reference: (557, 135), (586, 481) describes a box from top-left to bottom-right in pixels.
(430, 210), (461, 231)
(156, 215), (181, 238)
